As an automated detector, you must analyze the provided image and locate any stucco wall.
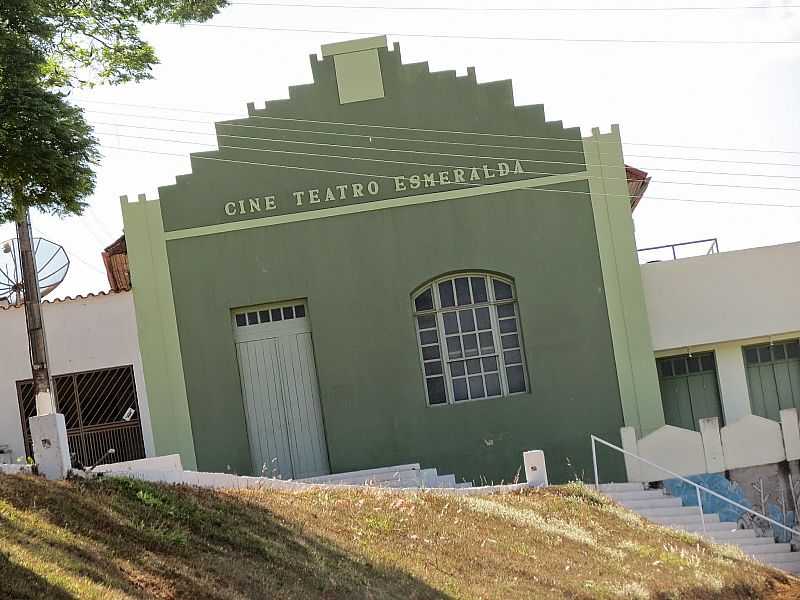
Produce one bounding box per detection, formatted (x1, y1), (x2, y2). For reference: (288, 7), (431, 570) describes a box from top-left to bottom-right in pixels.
(166, 184), (627, 485)
(642, 242), (800, 351)
(122, 37), (639, 483)
(0, 292), (154, 462)
(642, 242), (800, 425)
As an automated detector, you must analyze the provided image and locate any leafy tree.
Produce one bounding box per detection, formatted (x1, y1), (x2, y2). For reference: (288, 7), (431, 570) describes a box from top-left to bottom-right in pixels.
(0, 0), (227, 411)
(0, 4), (98, 223)
(34, 0), (228, 87)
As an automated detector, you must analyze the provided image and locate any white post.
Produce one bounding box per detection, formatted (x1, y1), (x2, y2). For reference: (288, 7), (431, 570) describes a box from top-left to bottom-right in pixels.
(620, 426), (641, 482)
(695, 485), (706, 535)
(29, 413), (71, 480)
(522, 450), (549, 488)
(592, 436), (600, 491)
(781, 409), (800, 461)
(699, 417), (724, 473)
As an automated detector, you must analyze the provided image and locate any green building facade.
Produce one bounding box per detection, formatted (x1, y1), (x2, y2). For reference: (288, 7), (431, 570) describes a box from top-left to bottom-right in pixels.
(122, 36), (664, 484)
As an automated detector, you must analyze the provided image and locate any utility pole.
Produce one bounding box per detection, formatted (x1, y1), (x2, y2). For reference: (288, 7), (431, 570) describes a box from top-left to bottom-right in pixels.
(15, 203), (56, 415)
(13, 200), (68, 480)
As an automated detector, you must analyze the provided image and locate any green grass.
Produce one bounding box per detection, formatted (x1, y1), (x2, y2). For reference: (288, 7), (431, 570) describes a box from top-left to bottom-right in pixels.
(0, 474), (797, 599)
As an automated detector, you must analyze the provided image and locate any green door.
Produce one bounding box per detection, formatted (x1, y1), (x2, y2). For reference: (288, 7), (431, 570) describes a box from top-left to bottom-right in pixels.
(744, 340), (800, 421)
(657, 352), (723, 432)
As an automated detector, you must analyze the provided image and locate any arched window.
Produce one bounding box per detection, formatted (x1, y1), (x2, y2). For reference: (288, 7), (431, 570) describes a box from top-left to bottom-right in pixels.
(412, 273), (529, 405)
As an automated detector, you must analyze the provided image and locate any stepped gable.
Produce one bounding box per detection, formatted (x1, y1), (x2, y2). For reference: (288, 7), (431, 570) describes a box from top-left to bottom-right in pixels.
(156, 38), (587, 233)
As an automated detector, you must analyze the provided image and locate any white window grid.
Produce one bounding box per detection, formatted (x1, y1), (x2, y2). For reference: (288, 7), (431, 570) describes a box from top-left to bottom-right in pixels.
(233, 300), (307, 328)
(413, 273), (530, 406)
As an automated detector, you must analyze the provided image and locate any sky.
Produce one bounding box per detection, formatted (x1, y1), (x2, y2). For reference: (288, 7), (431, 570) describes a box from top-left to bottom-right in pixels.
(2, 0), (800, 298)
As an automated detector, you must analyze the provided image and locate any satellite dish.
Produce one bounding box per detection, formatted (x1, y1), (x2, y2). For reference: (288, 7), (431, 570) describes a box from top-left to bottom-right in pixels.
(0, 237), (70, 305)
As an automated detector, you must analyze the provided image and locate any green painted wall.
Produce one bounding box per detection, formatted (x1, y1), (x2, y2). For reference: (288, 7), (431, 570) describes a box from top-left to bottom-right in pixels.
(584, 128), (665, 436)
(165, 181), (625, 483)
(129, 37), (630, 483)
(158, 41), (586, 234)
(121, 196), (197, 468)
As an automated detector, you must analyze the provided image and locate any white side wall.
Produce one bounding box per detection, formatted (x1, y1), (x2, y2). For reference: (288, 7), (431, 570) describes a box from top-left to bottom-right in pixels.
(0, 292), (154, 462)
(620, 410), (800, 482)
(643, 242), (800, 351)
(642, 241), (800, 424)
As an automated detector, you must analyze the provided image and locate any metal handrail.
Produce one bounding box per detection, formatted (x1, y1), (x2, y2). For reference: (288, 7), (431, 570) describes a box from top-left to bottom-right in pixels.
(590, 434), (796, 538)
(637, 237), (719, 261)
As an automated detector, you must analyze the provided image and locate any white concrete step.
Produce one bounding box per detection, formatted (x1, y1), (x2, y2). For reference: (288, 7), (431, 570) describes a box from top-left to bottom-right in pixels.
(382, 479), (422, 488)
(605, 490), (670, 502)
(338, 472), (421, 486)
(713, 533), (776, 546)
(754, 553), (800, 571)
(599, 483), (800, 574)
(656, 517), (729, 530)
(741, 543), (792, 556)
(420, 468), (440, 487)
(301, 463), (421, 484)
(437, 474), (457, 488)
(599, 483), (645, 493)
(679, 523), (740, 534)
(650, 513), (721, 526)
(619, 497), (683, 510)
(331, 470), (421, 485)
(703, 528), (759, 542)
(637, 506), (710, 519)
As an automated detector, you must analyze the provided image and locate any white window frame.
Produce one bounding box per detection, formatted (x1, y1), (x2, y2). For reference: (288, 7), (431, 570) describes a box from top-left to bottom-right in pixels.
(232, 299), (308, 330)
(412, 272), (530, 406)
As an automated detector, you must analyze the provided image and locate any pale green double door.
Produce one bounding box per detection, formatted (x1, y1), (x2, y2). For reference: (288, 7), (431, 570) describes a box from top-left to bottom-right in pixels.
(656, 352), (724, 432)
(744, 340), (800, 421)
(233, 304), (330, 479)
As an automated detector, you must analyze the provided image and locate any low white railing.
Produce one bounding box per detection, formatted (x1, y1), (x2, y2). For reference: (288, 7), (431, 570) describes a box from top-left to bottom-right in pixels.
(637, 237), (719, 263)
(590, 434), (796, 539)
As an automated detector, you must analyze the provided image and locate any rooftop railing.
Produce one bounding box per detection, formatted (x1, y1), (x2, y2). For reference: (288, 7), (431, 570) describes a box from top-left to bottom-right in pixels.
(637, 238), (719, 263)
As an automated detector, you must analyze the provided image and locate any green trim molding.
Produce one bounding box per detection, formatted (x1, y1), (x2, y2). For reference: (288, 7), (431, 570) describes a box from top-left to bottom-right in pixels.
(583, 126), (665, 435)
(164, 172), (590, 241)
(121, 194), (198, 469)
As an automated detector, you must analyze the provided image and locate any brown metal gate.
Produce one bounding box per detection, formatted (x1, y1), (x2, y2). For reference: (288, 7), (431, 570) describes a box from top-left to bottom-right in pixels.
(17, 365), (146, 467)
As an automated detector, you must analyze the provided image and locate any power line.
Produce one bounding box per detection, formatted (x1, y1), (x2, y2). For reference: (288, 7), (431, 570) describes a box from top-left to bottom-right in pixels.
(76, 219), (109, 248)
(86, 207), (118, 240)
(89, 119), (800, 182)
(180, 22), (800, 45)
(228, 1), (800, 12)
(624, 154), (800, 169)
(99, 143), (800, 209)
(85, 107), (800, 165)
(93, 128), (800, 193)
(82, 109), (603, 156)
(77, 100), (800, 155)
(84, 109), (800, 168)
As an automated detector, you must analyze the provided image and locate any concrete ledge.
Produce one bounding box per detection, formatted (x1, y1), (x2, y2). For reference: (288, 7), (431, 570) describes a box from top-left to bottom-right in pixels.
(94, 454), (183, 474)
(106, 469), (534, 496)
(300, 463), (420, 484)
(0, 464), (34, 475)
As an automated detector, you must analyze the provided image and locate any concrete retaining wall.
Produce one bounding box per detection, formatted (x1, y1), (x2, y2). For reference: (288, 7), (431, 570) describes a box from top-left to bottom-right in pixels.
(621, 409), (800, 482)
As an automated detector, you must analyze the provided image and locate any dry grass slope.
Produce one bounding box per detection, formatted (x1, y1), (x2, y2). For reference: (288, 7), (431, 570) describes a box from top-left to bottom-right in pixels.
(0, 474), (798, 599)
